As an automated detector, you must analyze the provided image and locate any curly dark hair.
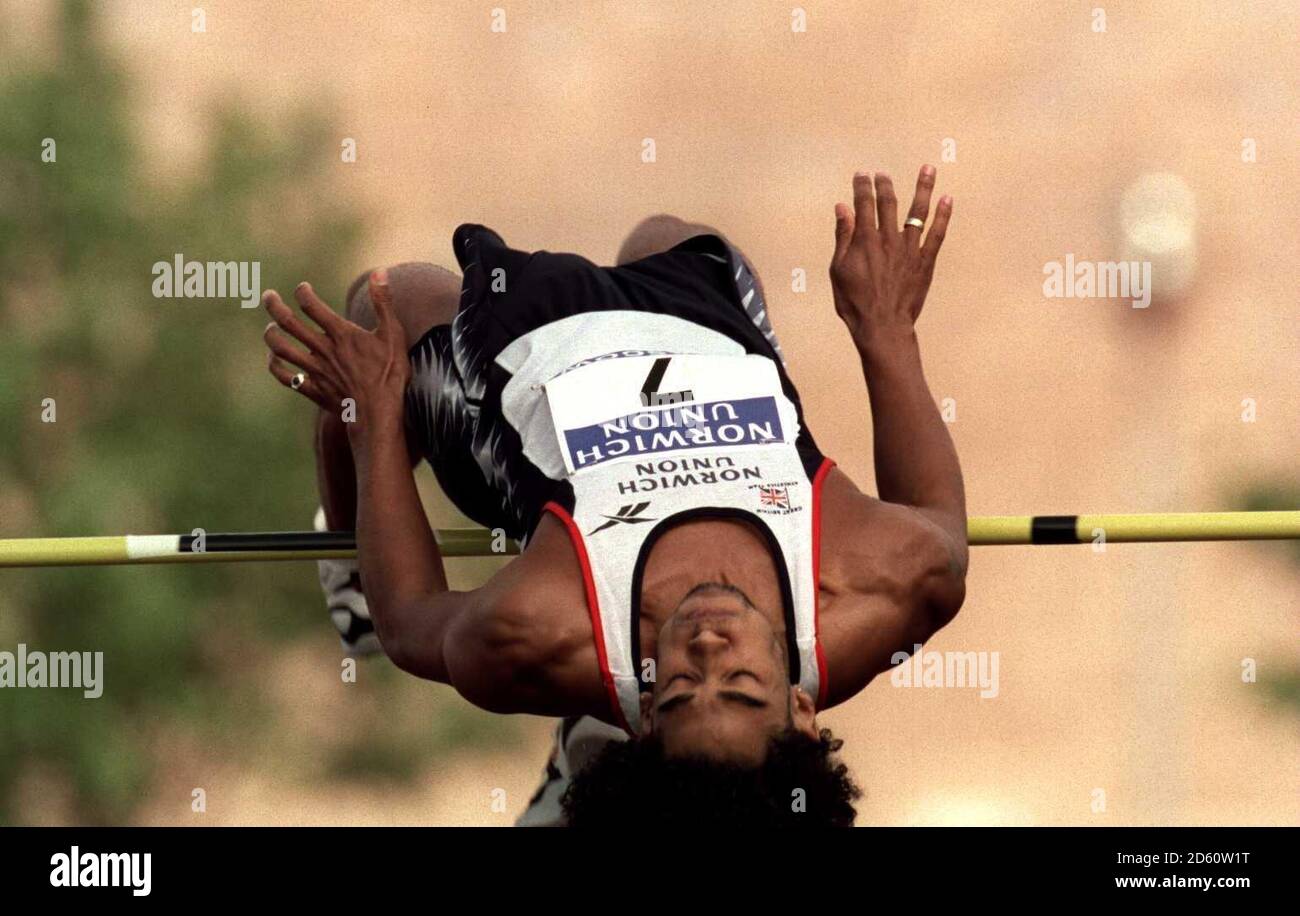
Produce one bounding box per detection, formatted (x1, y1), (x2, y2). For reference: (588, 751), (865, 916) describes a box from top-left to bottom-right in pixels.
(561, 727), (861, 827)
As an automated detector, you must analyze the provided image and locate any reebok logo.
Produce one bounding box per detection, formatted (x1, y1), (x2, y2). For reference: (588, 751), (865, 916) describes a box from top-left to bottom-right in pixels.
(587, 502), (657, 536)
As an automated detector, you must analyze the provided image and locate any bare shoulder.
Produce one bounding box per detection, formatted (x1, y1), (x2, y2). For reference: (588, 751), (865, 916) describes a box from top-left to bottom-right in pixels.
(443, 514), (611, 720)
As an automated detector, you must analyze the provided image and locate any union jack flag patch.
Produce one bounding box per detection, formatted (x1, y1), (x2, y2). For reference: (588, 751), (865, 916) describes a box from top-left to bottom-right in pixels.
(757, 485), (790, 510)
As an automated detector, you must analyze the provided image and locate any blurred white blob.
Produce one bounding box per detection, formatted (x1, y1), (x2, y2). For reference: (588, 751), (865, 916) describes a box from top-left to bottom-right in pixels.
(1119, 172), (1199, 303)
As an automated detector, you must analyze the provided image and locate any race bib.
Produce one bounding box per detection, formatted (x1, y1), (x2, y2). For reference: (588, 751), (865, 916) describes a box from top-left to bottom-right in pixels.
(543, 353), (793, 476)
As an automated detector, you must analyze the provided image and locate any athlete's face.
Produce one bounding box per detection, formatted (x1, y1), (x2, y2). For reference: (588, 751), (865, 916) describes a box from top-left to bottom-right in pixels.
(643, 584), (817, 763)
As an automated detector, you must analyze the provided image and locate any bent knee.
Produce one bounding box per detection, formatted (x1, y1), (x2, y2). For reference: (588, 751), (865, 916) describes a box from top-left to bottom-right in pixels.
(616, 213), (718, 265)
(344, 261), (462, 342)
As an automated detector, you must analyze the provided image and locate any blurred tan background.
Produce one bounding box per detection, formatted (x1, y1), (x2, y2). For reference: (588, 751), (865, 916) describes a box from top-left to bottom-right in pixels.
(2, 0), (1295, 825)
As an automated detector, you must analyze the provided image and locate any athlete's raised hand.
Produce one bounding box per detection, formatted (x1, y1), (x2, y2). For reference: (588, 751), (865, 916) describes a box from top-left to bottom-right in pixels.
(263, 270), (411, 440)
(829, 166), (951, 350)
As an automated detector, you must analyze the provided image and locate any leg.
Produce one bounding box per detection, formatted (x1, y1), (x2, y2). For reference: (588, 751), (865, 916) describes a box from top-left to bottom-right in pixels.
(616, 213), (722, 265)
(616, 214), (783, 365)
(312, 264), (463, 653)
(616, 214), (769, 314)
(343, 262), (518, 534)
(317, 262), (463, 529)
(343, 261), (461, 340)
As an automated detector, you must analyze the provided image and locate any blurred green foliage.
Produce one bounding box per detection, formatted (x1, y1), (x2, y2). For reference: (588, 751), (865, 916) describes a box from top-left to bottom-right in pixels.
(1235, 484), (1300, 716)
(0, 1), (518, 825)
(1238, 484), (1300, 567)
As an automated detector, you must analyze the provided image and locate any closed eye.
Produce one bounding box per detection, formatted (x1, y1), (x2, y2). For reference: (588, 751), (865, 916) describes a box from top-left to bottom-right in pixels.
(657, 693), (693, 714)
(718, 690), (768, 709)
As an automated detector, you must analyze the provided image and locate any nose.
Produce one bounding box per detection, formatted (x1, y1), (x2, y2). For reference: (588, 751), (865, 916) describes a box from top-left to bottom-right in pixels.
(687, 628), (731, 656)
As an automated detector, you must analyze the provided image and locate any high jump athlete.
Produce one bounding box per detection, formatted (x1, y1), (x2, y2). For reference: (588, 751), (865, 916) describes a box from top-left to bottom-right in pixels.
(262, 167), (967, 826)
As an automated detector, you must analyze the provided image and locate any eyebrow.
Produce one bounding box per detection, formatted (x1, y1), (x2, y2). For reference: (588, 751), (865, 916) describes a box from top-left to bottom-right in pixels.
(657, 691), (769, 714)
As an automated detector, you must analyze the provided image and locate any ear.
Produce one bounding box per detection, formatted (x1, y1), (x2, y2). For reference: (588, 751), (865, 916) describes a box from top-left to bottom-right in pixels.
(789, 686), (818, 739)
(639, 691), (655, 733)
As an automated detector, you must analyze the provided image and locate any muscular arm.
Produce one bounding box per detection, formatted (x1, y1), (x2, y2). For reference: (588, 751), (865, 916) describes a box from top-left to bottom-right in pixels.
(817, 167), (968, 706)
(348, 405), (461, 679)
(265, 274), (472, 686)
(270, 273), (602, 718)
(330, 391), (601, 716)
(309, 267), (457, 670)
(350, 421), (604, 718)
(832, 167), (967, 557)
(858, 332), (968, 571)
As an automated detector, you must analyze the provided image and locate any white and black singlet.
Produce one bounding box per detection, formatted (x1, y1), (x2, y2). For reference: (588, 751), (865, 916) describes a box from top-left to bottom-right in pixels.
(405, 225), (836, 820)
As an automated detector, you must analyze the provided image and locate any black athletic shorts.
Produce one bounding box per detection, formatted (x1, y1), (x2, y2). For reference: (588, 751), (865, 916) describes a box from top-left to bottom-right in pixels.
(404, 223), (824, 541)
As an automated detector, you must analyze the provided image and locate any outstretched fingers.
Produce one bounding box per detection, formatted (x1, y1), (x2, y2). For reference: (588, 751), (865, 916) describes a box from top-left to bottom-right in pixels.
(920, 195), (953, 266)
(263, 289), (329, 354)
(292, 282), (350, 338)
(873, 172), (899, 243)
(832, 202), (855, 264)
(366, 269), (402, 344)
(903, 165), (936, 249)
(263, 321), (327, 377)
(850, 171), (877, 244)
